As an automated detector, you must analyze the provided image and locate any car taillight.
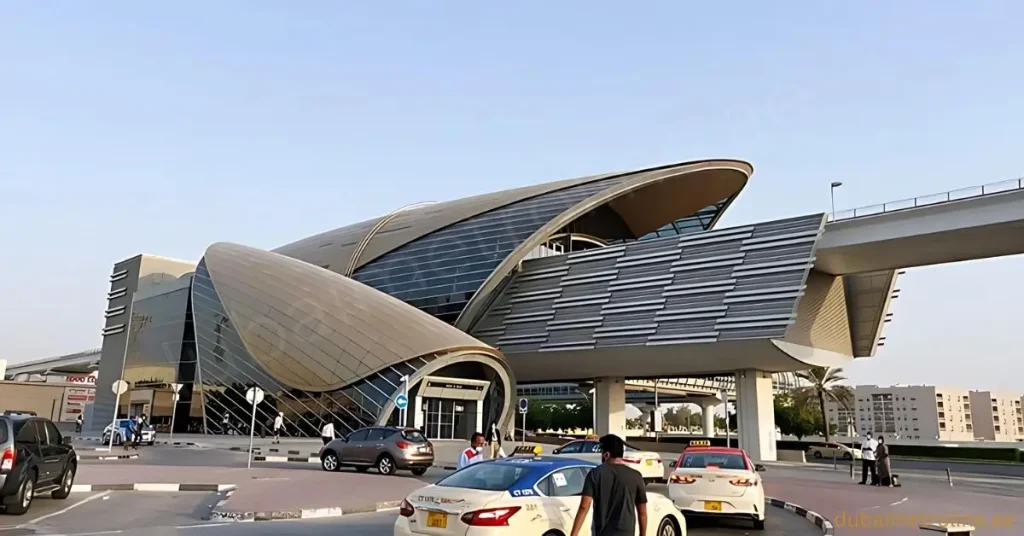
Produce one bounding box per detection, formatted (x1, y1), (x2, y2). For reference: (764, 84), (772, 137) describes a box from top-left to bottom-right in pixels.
(729, 477), (757, 487)
(399, 499), (414, 517)
(669, 474), (697, 484)
(621, 457), (641, 464)
(395, 441), (411, 450)
(1, 446), (14, 472)
(460, 506), (521, 526)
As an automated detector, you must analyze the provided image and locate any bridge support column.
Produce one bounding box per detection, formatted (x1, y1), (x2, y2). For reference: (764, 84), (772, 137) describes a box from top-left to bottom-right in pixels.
(735, 370), (777, 462)
(701, 399), (717, 437)
(594, 377), (626, 438)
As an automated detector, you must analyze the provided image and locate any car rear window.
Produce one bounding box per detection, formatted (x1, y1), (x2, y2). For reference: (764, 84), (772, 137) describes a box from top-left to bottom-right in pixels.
(682, 453), (748, 470)
(401, 430), (427, 443)
(0, 418), (8, 443)
(437, 463), (530, 491)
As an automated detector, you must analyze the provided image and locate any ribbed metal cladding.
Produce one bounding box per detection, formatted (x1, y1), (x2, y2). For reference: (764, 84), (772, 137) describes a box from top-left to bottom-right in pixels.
(471, 213), (828, 353)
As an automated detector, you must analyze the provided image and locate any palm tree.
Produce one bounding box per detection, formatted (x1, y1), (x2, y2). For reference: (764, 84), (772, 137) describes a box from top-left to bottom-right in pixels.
(794, 367), (854, 442)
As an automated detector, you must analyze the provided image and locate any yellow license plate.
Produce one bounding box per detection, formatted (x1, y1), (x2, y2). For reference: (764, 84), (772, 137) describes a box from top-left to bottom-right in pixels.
(646, 459), (654, 466)
(704, 501), (722, 512)
(426, 512), (448, 528)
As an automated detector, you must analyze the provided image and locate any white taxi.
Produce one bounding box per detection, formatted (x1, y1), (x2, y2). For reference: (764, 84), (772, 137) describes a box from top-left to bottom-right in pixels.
(667, 442), (766, 531)
(396, 457), (686, 536)
(551, 438), (665, 484)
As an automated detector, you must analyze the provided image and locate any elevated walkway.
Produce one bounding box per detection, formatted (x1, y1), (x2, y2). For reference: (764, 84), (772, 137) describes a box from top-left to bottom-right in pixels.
(818, 178), (1024, 274)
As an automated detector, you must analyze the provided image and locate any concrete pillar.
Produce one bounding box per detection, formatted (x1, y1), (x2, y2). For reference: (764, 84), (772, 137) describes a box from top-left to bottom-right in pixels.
(735, 369), (777, 462)
(637, 405), (652, 432)
(701, 399), (717, 437)
(594, 377), (626, 438)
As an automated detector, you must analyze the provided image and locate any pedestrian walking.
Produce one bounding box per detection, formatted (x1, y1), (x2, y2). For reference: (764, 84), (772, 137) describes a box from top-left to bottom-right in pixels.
(569, 434), (647, 536)
(859, 431), (878, 485)
(132, 415), (145, 449)
(876, 436), (893, 487)
(458, 432), (486, 469)
(273, 412), (284, 444)
(488, 422), (502, 459)
(75, 414), (83, 433)
(320, 420), (335, 446)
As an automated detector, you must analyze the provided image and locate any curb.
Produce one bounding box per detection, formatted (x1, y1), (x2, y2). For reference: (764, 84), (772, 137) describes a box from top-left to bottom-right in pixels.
(78, 453), (140, 461)
(71, 483), (236, 493)
(767, 497), (834, 535)
(208, 499), (401, 522)
(253, 455), (319, 463)
(75, 437), (199, 447)
(232, 447), (319, 457)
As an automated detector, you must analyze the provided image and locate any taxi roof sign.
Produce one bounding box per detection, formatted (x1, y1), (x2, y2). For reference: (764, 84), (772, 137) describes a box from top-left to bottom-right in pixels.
(688, 440), (712, 447)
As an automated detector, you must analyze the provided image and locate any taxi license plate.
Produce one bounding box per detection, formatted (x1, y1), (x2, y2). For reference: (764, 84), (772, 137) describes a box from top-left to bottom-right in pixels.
(426, 512), (448, 528)
(704, 501), (722, 512)
(646, 459), (653, 466)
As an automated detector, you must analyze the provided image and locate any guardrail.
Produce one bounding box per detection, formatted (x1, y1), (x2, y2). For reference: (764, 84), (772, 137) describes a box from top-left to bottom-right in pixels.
(828, 177), (1023, 222)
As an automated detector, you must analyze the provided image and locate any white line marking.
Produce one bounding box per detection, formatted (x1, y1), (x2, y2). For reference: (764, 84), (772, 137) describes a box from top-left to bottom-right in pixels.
(176, 523), (231, 530)
(17, 491), (111, 528)
(46, 531), (124, 536)
(890, 497), (909, 506)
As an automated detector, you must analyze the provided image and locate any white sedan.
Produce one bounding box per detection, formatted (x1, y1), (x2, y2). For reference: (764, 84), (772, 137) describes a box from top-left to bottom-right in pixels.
(550, 438), (665, 484)
(667, 445), (766, 531)
(396, 457), (686, 536)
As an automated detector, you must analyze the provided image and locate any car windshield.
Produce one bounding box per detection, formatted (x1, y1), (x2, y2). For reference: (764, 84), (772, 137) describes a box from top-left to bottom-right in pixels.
(436, 463), (531, 491)
(682, 453), (747, 470)
(402, 430), (427, 443)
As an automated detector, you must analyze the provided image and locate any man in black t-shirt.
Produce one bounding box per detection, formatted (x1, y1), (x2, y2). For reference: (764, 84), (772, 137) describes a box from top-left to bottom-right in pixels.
(569, 434), (647, 536)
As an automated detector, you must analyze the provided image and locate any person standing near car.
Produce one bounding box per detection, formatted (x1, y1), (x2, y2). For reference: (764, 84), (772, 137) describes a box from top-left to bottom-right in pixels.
(458, 432), (486, 469)
(488, 422), (501, 459)
(75, 414), (83, 433)
(569, 434), (647, 536)
(320, 420), (335, 446)
(859, 431), (878, 485)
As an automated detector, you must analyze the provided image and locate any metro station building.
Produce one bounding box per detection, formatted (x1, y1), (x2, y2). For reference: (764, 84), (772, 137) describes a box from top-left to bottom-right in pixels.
(88, 159), (898, 461)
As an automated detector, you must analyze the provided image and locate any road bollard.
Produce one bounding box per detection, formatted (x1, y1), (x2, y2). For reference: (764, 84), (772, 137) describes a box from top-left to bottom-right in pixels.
(946, 468), (953, 488)
(833, 452), (837, 471)
(850, 461), (855, 480)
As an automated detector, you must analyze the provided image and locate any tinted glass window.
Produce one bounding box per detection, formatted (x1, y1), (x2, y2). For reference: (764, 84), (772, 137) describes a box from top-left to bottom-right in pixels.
(402, 430), (427, 443)
(583, 441), (601, 453)
(0, 419), (7, 443)
(347, 429), (369, 442)
(366, 429), (388, 441)
(559, 441), (583, 454)
(541, 467), (587, 497)
(437, 463), (530, 491)
(44, 422), (63, 446)
(682, 453), (747, 470)
(14, 420), (39, 444)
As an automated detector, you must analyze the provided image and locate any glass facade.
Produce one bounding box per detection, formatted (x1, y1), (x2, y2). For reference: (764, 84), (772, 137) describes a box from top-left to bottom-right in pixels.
(614, 200), (730, 243)
(352, 175), (634, 323)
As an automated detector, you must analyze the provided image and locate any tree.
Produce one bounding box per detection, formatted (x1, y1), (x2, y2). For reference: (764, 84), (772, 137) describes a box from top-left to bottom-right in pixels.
(775, 392), (817, 440)
(794, 367), (854, 442)
(663, 405), (694, 429)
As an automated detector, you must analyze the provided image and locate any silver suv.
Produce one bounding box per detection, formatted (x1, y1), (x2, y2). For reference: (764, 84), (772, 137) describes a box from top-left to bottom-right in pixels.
(319, 427), (433, 476)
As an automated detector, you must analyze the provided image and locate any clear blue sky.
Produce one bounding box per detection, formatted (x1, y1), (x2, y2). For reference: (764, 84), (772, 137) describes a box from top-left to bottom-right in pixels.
(2, 2), (1022, 392)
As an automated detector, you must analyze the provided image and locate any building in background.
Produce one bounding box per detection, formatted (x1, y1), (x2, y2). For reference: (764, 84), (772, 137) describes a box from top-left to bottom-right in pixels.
(968, 391), (1024, 442)
(825, 385), (975, 441)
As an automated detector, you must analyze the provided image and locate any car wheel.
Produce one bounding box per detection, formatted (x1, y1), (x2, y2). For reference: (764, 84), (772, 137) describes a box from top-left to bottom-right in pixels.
(320, 451), (340, 472)
(843, 452), (853, 460)
(813, 451), (822, 459)
(5, 470), (36, 515)
(52, 463), (76, 500)
(411, 467), (428, 476)
(377, 454), (396, 476)
(754, 517), (766, 530)
(657, 516), (680, 536)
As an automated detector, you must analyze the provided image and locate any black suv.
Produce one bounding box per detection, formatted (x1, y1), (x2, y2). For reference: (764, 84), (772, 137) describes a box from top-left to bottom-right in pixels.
(0, 413), (77, 515)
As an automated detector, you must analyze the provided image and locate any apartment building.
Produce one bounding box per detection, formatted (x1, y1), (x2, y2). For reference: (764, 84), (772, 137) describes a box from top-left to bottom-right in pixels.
(824, 385), (975, 441)
(968, 391), (1024, 441)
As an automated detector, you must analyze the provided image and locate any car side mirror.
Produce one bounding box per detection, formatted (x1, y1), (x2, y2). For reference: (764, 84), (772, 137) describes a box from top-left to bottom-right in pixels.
(63, 436), (72, 445)
(552, 448), (561, 454)
(755, 464), (766, 472)
(669, 461), (677, 469)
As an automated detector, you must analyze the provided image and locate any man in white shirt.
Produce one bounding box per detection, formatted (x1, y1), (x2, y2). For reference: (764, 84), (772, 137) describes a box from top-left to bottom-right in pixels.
(457, 433), (487, 469)
(273, 412), (284, 444)
(859, 432), (878, 485)
(321, 421), (335, 446)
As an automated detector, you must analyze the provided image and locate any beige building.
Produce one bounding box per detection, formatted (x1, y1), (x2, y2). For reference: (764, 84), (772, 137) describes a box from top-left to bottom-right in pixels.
(968, 391), (1024, 441)
(825, 384), (974, 441)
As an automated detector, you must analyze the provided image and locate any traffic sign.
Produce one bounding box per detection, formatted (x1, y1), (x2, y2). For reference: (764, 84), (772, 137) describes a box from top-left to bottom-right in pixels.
(395, 394), (409, 410)
(111, 380), (129, 395)
(246, 387), (265, 406)
(171, 383), (182, 393)
(518, 397), (528, 414)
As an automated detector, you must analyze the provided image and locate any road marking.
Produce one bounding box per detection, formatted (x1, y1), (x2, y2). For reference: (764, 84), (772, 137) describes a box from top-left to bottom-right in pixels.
(890, 497), (909, 506)
(47, 531), (124, 536)
(176, 523), (231, 530)
(17, 491), (111, 529)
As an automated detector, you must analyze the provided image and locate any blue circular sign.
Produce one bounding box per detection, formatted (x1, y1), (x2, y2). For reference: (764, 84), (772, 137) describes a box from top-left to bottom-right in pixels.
(395, 394), (409, 410)
(518, 398), (529, 412)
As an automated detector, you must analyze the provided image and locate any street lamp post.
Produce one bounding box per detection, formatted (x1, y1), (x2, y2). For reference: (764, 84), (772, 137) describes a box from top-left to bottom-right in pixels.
(830, 181), (843, 217)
